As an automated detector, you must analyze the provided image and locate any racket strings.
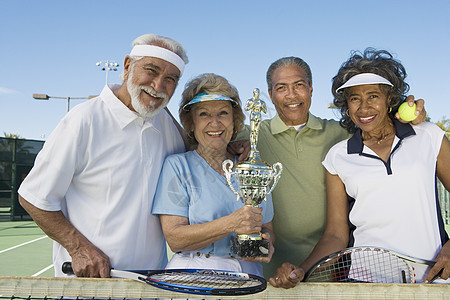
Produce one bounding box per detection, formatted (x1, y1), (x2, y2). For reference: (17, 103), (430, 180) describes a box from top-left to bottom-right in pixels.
(306, 249), (414, 283)
(148, 271), (261, 289)
(348, 250), (412, 283)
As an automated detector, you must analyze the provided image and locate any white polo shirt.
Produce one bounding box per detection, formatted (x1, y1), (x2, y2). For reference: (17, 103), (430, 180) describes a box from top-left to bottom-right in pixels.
(19, 84), (184, 276)
(322, 121), (448, 282)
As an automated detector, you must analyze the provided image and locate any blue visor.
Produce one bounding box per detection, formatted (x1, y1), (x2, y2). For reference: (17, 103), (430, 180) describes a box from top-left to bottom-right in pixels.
(182, 93), (238, 111)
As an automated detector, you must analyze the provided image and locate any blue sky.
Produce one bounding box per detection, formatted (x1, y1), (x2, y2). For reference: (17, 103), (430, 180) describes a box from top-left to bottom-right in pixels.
(1, 0), (449, 140)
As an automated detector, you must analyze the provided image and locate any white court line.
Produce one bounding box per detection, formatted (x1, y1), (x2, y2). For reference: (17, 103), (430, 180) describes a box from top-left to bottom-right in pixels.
(32, 264), (54, 277)
(0, 235), (48, 254)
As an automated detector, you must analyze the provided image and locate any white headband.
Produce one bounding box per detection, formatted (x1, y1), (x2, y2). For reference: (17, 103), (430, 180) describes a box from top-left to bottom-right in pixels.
(129, 45), (185, 75)
(336, 73), (393, 93)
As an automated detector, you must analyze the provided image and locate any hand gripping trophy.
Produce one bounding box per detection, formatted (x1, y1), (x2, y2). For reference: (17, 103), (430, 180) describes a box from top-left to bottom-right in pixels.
(223, 88), (282, 257)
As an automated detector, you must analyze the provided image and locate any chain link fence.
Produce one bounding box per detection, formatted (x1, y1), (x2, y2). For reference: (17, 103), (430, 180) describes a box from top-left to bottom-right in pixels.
(0, 137), (44, 220)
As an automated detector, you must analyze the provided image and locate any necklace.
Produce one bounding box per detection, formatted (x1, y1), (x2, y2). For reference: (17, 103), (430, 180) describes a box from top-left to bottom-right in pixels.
(362, 130), (395, 145)
(375, 132), (394, 144)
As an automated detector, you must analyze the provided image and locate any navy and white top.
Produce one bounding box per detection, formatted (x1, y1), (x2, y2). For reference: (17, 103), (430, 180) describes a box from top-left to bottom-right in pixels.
(322, 121), (448, 282)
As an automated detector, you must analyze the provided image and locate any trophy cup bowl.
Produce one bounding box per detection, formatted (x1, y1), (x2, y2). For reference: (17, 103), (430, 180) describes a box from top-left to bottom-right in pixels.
(223, 158), (282, 257)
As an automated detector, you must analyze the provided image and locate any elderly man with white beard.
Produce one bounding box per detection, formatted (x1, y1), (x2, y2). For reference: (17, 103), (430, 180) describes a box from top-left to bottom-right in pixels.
(18, 34), (189, 278)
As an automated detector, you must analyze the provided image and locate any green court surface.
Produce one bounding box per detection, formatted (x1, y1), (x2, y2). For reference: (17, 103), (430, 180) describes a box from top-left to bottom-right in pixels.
(0, 216), (54, 277)
(0, 209), (175, 278)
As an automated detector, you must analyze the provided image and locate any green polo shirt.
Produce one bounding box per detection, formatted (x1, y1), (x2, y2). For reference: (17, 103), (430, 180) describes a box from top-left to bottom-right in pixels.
(236, 113), (350, 278)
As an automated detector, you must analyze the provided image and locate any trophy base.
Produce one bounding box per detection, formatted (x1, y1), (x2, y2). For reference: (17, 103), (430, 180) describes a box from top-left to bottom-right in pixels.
(230, 235), (269, 257)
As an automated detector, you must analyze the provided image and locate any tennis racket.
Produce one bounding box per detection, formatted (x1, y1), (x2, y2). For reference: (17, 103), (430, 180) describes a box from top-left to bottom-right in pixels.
(62, 262), (266, 295)
(304, 247), (440, 283)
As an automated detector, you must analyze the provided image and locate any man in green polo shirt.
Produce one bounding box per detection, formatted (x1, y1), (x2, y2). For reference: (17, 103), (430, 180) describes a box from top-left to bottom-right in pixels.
(236, 56), (425, 280)
(237, 56), (349, 279)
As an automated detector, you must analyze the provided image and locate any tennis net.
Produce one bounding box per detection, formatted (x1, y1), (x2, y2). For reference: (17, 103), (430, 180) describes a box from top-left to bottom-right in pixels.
(1, 276), (449, 300)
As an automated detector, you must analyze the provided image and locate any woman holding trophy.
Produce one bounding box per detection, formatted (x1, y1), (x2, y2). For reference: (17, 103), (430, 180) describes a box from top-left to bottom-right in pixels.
(152, 73), (274, 276)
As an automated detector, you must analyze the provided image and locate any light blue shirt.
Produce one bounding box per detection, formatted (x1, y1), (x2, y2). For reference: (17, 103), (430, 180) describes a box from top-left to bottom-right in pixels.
(152, 150), (274, 257)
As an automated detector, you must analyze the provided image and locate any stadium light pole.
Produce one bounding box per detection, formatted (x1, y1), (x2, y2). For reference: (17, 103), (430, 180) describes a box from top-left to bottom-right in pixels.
(32, 94), (97, 112)
(96, 60), (119, 84)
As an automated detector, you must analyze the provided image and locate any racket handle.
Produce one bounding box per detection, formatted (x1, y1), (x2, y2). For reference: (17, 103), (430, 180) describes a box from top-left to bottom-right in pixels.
(62, 262), (74, 275)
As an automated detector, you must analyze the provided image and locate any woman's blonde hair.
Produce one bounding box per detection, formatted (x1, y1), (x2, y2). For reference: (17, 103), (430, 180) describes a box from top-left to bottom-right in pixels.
(179, 73), (245, 146)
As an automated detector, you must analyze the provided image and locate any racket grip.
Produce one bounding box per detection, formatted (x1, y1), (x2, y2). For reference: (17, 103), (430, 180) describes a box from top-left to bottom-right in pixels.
(62, 262), (74, 275)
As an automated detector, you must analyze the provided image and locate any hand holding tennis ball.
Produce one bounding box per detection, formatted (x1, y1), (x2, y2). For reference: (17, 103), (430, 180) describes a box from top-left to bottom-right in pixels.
(398, 102), (418, 122)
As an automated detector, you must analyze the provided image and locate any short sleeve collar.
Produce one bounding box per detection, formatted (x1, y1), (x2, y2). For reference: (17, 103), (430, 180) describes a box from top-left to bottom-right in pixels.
(101, 84), (141, 129)
(270, 112), (323, 134)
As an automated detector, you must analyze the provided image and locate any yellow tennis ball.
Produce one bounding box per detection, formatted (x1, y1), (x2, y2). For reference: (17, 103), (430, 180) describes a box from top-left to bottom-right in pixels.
(398, 102), (417, 122)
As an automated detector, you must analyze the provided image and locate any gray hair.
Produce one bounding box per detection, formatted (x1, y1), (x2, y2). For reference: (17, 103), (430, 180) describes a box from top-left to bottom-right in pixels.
(120, 33), (188, 81)
(266, 56), (312, 91)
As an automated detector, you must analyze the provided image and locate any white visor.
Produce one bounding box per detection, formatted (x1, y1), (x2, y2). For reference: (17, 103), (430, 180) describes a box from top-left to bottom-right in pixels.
(336, 73), (393, 93)
(130, 45), (185, 75)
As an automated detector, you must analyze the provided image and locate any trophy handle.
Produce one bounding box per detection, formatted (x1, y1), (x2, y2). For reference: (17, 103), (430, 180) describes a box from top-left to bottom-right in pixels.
(267, 162), (283, 195)
(222, 159), (240, 200)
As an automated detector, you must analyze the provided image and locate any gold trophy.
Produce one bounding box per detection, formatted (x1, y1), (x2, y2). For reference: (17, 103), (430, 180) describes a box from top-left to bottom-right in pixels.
(223, 88), (282, 257)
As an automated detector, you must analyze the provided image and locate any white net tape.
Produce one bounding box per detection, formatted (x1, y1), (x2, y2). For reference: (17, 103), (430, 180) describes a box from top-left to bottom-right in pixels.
(0, 276), (448, 300)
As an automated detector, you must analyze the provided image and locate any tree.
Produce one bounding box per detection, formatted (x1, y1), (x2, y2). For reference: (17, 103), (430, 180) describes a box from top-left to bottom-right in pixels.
(435, 116), (450, 138)
(3, 132), (22, 139)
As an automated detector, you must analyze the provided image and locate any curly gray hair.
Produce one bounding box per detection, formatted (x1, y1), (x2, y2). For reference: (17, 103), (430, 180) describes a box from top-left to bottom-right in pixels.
(332, 48), (409, 133)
